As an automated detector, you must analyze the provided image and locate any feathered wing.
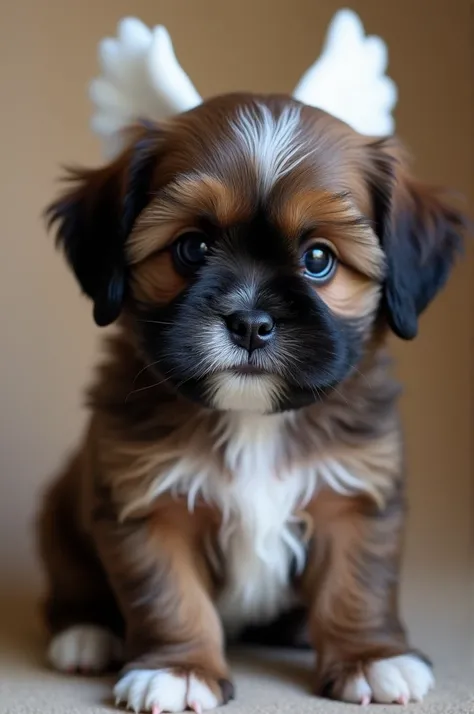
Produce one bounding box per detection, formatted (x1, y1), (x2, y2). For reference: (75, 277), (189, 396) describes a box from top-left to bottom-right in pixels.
(89, 18), (201, 158)
(293, 8), (397, 135)
(89, 10), (397, 158)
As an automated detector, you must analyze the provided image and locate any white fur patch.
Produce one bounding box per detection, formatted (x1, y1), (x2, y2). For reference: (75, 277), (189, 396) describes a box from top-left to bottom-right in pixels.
(231, 103), (311, 193)
(207, 372), (282, 413)
(213, 412), (312, 632)
(48, 625), (123, 673)
(341, 655), (434, 704)
(114, 669), (219, 713)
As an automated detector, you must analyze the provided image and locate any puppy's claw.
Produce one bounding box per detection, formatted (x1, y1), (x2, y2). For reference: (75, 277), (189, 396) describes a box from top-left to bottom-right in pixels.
(396, 695), (409, 706)
(190, 702), (202, 714)
(360, 695), (371, 706)
(151, 706), (162, 714)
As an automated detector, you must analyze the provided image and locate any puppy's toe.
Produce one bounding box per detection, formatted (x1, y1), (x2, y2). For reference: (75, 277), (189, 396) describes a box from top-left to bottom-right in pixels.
(48, 625), (122, 674)
(114, 668), (230, 712)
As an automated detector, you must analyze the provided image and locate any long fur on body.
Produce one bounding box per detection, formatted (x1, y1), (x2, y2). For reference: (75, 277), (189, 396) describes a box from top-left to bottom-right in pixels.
(38, 94), (466, 710)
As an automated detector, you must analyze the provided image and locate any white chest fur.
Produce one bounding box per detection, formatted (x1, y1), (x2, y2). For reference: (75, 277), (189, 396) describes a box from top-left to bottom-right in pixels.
(139, 410), (378, 635)
(213, 414), (315, 633)
(145, 412), (316, 634)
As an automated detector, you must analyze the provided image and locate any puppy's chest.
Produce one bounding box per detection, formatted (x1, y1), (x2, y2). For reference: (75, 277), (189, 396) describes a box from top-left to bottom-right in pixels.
(161, 414), (317, 633)
(214, 430), (313, 633)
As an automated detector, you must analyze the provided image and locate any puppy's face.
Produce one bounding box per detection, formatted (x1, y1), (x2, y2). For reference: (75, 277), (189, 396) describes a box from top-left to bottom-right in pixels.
(47, 95), (465, 413)
(127, 100), (385, 412)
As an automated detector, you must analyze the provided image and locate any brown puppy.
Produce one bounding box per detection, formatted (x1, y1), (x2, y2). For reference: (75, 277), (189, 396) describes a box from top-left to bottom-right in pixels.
(38, 94), (466, 711)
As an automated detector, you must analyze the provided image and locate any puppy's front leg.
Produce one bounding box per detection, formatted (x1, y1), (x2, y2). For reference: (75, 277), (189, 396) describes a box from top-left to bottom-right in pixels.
(302, 489), (434, 705)
(92, 503), (232, 713)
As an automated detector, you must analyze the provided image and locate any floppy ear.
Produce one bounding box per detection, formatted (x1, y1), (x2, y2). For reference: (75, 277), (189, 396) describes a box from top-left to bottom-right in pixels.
(368, 139), (467, 339)
(45, 126), (161, 326)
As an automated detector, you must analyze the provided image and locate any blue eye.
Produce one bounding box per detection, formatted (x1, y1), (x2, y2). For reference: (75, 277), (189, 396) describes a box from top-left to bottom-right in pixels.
(172, 231), (210, 274)
(302, 242), (337, 283)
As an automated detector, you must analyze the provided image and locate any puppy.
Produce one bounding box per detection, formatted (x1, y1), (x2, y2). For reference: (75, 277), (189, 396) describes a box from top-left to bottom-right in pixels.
(38, 94), (466, 710)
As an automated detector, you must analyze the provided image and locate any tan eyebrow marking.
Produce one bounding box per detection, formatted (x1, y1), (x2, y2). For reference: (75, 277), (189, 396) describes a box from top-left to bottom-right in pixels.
(127, 174), (252, 265)
(276, 189), (385, 281)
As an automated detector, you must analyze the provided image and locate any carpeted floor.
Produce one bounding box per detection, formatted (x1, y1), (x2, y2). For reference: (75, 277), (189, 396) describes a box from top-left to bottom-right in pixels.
(1, 598), (473, 714)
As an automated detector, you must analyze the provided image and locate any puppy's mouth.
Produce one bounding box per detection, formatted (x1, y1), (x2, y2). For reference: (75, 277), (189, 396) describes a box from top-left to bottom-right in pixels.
(227, 364), (266, 376)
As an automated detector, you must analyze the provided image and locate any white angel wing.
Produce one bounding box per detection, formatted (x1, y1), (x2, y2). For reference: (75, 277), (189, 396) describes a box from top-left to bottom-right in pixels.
(293, 8), (397, 135)
(90, 11), (396, 157)
(89, 18), (201, 158)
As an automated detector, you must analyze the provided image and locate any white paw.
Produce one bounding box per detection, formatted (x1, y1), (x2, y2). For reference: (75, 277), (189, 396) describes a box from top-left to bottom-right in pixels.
(48, 625), (123, 673)
(114, 669), (220, 713)
(341, 654), (434, 705)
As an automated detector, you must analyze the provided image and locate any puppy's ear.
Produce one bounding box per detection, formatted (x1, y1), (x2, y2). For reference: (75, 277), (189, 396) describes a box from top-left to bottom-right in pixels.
(45, 127), (161, 326)
(368, 139), (467, 339)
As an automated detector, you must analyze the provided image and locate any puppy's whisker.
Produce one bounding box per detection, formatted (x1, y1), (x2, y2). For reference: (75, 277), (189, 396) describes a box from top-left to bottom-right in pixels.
(174, 376), (195, 390)
(328, 383), (350, 405)
(132, 359), (166, 385)
(125, 381), (165, 402)
(131, 350), (193, 386)
(127, 365), (178, 400)
(137, 318), (174, 326)
(349, 364), (370, 385)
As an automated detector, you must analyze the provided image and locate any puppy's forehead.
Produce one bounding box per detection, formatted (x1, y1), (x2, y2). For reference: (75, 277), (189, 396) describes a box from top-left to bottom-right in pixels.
(129, 96), (376, 265)
(161, 95), (373, 220)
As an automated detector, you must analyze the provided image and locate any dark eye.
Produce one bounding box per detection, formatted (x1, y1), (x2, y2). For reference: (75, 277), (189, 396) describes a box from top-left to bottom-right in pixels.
(301, 241), (337, 283)
(172, 231), (211, 274)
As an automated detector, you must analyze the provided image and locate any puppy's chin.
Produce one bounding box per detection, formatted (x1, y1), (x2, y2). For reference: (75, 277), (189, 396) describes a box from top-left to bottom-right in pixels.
(206, 372), (285, 413)
(175, 371), (335, 414)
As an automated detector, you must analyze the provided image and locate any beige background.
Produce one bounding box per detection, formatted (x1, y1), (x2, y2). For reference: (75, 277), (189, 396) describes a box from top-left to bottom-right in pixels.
(0, 0), (472, 665)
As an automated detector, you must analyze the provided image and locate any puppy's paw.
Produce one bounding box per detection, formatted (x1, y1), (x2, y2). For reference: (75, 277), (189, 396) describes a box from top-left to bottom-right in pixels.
(48, 625), (123, 674)
(114, 668), (233, 713)
(338, 654), (434, 705)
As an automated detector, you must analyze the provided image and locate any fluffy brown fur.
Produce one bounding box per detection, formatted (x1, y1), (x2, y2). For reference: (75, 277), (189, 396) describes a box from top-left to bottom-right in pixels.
(38, 94), (466, 710)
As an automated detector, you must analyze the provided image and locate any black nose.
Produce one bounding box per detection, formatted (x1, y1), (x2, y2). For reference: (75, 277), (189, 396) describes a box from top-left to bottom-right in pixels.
(225, 310), (275, 352)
